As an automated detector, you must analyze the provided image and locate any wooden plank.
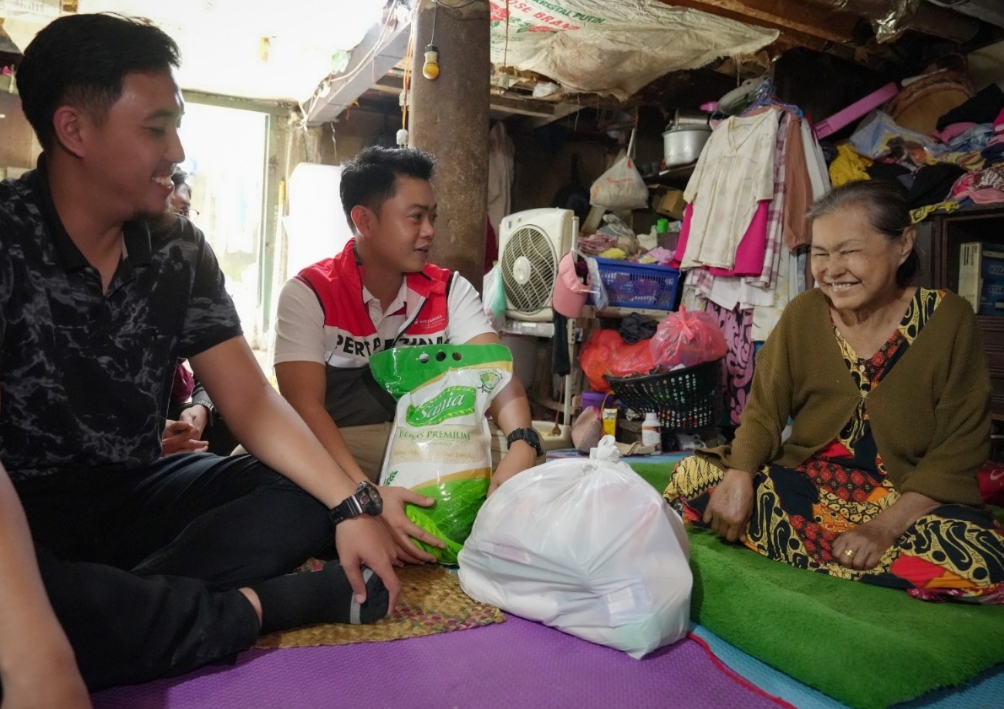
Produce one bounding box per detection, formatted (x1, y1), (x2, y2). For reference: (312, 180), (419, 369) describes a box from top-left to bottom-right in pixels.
(656, 0), (859, 45)
(522, 102), (584, 130)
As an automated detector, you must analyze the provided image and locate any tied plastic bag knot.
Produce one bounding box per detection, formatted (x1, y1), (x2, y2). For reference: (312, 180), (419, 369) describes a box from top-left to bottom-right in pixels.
(589, 435), (621, 463)
(589, 156), (649, 211)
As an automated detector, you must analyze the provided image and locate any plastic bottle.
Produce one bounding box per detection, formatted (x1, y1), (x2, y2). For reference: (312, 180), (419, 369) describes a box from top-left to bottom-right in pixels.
(641, 412), (661, 452)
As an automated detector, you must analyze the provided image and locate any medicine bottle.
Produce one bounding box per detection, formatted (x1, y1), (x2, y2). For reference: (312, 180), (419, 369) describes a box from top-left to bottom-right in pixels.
(641, 412), (661, 451)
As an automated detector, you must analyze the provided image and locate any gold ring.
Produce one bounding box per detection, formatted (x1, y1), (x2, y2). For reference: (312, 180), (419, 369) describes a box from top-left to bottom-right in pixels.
(844, 549), (856, 559)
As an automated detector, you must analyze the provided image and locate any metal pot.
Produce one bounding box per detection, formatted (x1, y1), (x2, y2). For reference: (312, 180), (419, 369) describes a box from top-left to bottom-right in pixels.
(670, 108), (710, 130)
(662, 126), (711, 167)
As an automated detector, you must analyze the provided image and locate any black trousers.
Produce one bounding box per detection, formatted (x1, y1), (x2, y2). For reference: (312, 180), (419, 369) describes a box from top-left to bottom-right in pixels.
(11, 453), (334, 691)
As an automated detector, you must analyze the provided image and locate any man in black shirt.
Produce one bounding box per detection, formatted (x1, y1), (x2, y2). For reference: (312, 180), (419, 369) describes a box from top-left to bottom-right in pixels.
(0, 13), (400, 701)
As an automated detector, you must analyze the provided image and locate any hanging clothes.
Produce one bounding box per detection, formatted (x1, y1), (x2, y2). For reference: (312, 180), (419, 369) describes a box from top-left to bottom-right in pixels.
(685, 112), (791, 313)
(704, 302), (754, 427)
(672, 201), (768, 278)
(680, 110), (779, 270)
(782, 115), (813, 251)
(487, 122), (514, 237)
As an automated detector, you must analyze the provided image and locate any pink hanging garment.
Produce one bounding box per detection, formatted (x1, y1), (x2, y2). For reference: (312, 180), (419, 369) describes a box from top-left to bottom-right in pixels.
(673, 201), (768, 277)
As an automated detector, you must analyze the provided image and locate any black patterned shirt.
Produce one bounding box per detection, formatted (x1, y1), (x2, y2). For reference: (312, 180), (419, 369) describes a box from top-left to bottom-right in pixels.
(0, 160), (242, 480)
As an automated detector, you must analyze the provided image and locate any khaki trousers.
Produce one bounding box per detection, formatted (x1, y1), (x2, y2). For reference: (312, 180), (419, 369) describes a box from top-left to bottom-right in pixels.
(231, 422), (392, 484)
(340, 422), (394, 483)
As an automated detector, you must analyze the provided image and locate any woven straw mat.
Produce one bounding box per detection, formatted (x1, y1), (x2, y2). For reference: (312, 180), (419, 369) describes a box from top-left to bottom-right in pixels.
(255, 562), (505, 649)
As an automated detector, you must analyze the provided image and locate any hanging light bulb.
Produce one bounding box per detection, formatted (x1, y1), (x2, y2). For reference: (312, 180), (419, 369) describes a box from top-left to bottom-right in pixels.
(422, 44), (440, 80)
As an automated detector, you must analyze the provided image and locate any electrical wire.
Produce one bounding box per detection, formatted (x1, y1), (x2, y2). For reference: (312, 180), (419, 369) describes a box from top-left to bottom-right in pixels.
(431, 0), (437, 45)
(401, 21), (414, 130)
(502, 0), (509, 76)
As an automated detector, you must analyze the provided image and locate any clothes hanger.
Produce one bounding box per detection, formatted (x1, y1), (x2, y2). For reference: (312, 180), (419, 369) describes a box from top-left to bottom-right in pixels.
(742, 78), (803, 118)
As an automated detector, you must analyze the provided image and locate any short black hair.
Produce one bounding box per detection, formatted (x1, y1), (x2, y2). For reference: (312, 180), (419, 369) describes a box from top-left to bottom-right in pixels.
(171, 170), (189, 187)
(807, 180), (920, 288)
(16, 13), (181, 149)
(339, 146), (436, 230)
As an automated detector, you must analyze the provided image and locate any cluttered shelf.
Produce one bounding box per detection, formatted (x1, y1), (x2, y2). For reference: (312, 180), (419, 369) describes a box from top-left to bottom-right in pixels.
(581, 305), (672, 321)
(643, 162), (696, 190)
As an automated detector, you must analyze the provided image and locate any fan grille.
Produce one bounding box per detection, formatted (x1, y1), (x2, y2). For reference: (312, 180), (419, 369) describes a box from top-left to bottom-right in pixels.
(500, 225), (558, 313)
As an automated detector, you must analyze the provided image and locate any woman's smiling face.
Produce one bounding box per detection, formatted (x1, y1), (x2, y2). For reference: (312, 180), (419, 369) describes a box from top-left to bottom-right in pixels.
(810, 205), (914, 315)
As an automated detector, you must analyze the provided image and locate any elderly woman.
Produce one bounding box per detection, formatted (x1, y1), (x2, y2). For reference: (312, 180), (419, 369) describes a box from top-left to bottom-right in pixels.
(665, 180), (1004, 603)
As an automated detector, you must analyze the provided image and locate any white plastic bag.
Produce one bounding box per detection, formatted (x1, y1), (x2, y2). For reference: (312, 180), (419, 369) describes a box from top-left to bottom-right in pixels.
(458, 437), (692, 658)
(482, 263), (506, 331)
(589, 155), (649, 211)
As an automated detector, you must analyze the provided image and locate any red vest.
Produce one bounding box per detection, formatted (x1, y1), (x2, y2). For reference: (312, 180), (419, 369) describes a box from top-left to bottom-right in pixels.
(296, 239), (454, 371)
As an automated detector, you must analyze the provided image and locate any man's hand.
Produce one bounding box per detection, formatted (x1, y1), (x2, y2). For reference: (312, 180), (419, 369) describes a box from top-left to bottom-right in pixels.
(179, 404), (209, 440)
(703, 467), (754, 543)
(377, 486), (445, 564)
(0, 640), (92, 709)
(161, 420), (208, 456)
(489, 440), (538, 495)
(334, 515), (402, 611)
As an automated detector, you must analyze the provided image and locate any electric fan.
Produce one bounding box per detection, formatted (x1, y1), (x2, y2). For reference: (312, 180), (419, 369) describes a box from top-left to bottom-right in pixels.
(497, 208), (577, 322)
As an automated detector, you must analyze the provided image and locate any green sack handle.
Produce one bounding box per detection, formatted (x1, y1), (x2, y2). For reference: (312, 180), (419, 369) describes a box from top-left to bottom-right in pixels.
(369, 343), (512, 399)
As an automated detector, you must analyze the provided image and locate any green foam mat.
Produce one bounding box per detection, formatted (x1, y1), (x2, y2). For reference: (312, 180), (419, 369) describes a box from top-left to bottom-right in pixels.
(628, 460), (1004, 709)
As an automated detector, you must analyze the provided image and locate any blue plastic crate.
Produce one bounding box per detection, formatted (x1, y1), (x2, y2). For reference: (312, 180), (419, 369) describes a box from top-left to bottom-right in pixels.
(592, 258), (681, 311)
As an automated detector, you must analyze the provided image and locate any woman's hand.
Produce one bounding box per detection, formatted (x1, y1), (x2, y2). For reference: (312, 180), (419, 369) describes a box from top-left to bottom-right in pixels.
(377, 486), (446, 565)
(704, 467), (755, 542)
(832, 519), (899, 571)
(832, 491), (939, 571)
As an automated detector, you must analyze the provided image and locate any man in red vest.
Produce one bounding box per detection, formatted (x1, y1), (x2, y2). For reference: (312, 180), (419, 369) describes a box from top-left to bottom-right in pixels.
(274, 146), (540, 564)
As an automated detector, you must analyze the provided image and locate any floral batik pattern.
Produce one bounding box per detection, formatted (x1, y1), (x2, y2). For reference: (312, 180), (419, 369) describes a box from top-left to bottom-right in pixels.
(665, 289), (1004, 603)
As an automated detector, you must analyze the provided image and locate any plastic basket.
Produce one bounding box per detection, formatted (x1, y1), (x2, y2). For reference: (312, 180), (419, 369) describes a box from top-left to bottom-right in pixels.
(592, 258), (681, 311)
(604, 358), (723, 433)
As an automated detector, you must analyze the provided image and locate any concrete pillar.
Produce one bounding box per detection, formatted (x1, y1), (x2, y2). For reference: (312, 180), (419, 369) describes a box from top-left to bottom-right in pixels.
(408, 0), (490, 291)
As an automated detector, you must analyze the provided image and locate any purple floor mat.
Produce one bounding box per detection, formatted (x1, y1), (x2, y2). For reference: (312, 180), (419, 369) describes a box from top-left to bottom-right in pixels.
(92, 615), (787, 709)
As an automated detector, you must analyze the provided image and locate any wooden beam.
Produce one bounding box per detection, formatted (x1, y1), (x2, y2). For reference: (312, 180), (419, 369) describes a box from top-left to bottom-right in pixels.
(656, 0), (860, 46)
(521, 102), (583, 130)
(488, 94), (576, 120)
(304, 9), (411, 125)
(366, 74), (582, 125)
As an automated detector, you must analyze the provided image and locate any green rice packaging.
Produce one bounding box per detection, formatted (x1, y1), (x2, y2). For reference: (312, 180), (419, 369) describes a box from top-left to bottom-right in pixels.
(369, 343), (512, 564)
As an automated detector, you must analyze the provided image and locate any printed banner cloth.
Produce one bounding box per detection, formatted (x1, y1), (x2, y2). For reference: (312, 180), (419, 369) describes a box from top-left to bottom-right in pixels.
(489, 0), (778, 100)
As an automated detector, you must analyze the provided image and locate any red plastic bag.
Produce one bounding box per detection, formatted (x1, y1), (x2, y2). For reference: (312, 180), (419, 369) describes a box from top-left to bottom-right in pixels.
(649, 307), (728, 370)
(579, 329), (655, 392)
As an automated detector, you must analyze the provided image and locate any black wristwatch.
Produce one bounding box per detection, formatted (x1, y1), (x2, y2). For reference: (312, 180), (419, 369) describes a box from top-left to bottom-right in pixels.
(506, 427), (543, 457)
(328, 481), (383, 526)
(183, 397), (215, 426)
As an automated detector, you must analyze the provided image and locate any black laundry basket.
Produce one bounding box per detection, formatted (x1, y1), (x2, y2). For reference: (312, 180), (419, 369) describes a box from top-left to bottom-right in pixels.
(604, 357), (724, 440)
